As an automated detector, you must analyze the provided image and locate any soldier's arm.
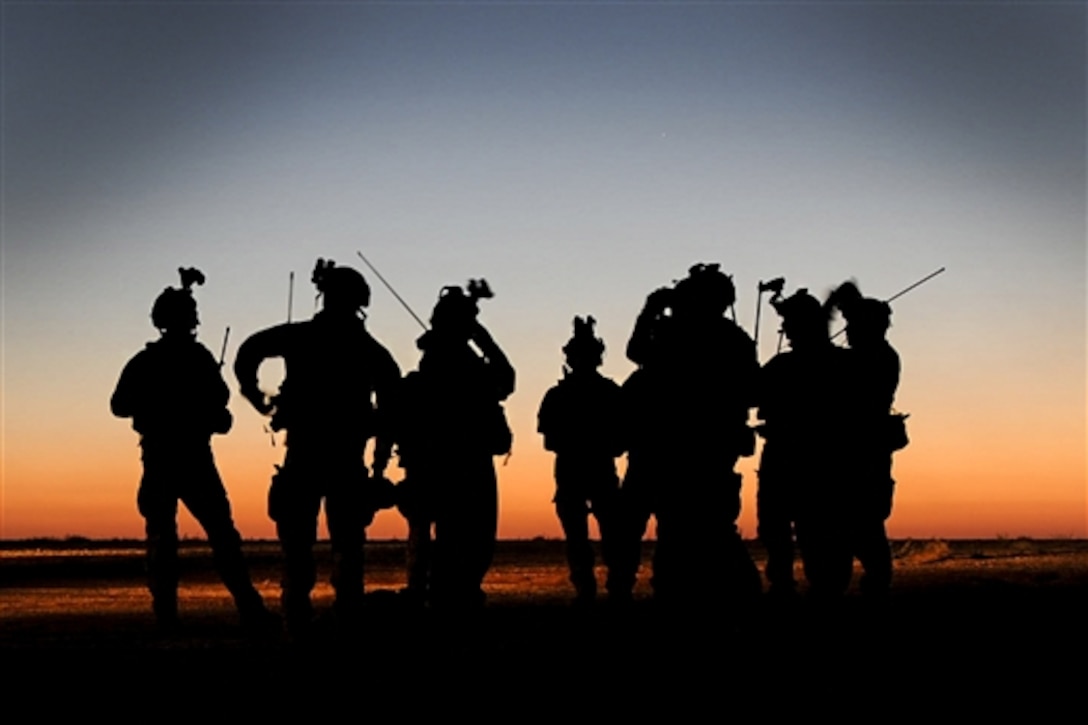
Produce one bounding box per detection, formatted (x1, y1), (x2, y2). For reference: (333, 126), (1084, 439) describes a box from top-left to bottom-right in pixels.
(888, 347), (902, 407)
(537, 386), (560, 452)
(198, 344), (233, 434)
(370, 345), (403, 477)
(471, 323), (515, 400)
(233, 325), (290, 415)
(606, 379), (627, 457)
(736, 327), (761, 411)
(110, 354), (145, 419)
(626, 288), (671, 365)
(197, 344), (231, 407)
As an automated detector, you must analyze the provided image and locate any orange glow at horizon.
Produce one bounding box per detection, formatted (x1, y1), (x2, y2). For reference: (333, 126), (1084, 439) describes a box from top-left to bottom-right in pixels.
(4, 423), (1084, 540)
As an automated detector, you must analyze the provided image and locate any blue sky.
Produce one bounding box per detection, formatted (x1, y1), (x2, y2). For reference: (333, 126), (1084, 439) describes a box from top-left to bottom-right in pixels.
(2, 2), (1084, 538)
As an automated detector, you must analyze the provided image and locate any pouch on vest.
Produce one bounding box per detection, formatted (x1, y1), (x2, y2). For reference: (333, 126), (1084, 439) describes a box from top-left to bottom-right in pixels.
(886, 412), (910, 452)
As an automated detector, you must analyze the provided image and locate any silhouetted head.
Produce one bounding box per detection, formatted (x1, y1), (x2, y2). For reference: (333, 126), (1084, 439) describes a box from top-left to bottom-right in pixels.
(672, 263), (735, 319)
(771, 288), (828, 350)
(312, 258), (370, 316)
(151, 267), (204, 336)
(826, 280), (891, 347)
(563, 316), (605, 371)
(843, 298), (892, 347)
(429, 279), (492, 339)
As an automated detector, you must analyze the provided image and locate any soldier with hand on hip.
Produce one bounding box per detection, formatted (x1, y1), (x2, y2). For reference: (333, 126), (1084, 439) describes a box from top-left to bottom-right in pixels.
(111, 267), (274, 632)
(234, 259), (401, 635)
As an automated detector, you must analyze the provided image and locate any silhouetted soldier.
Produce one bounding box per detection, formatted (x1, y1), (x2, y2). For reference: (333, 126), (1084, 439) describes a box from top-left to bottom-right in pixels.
(617, 263), (761, 608)
(111, 268), (273, 630)
(755, 289), (843, 598)
(393, 281), (514, 609)
(234, 259), (401, 634)
(537, 316), (625, 605)
(827, 281), (903, 596)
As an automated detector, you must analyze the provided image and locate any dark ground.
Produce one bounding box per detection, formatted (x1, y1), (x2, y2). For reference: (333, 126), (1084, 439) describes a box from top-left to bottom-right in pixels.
(2, 538), (1086, 707)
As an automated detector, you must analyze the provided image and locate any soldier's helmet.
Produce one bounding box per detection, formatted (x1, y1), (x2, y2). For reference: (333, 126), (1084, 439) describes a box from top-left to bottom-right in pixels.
(772, 288), (828, 344)
(846, 297), (892, 334)
(562, 316), (605, 368)
(151, 267), (204, 333)
(430, 279), (492, 333)
(826, 280), (891, 339)
(772, 288), (824, 324)
(312, 258), (370, 313)
(673, 263), (735, 316)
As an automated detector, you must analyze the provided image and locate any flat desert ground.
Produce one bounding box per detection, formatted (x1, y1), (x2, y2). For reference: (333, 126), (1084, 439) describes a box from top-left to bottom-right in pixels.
(2, 539), (1086, 701)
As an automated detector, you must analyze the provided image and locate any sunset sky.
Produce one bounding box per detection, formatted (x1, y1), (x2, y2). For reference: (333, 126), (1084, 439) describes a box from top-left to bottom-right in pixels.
(2, 2), (1084, 541)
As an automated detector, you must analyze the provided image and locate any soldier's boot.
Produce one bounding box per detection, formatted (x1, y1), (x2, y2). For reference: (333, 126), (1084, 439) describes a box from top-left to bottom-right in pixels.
(605, 538), (640, 605)
(280, 555), (316, 638)
(151, 590), (180, 631)
(763, 541), (798, 599)
(207, 525), (278, 632)
(146, 531), (180, 630)
(331, 549), (365, 630)
(856, 520), (893, 598)
(564, 531), (597, 606)
(233, 589), (279, 635)
(573, 585), (597, 607)
(571, 569), (598, 607)
(603, 565), (631, 607)
(401, 525), (431, 607)
(281, 590), (315, 639)
(606, 572), (636, 606)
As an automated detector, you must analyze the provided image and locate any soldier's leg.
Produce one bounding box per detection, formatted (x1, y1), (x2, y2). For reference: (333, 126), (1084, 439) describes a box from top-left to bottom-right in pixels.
(649, 457), (745, 605)
(404, 517), (433, 601)
(325, 460), (369, 620)
(137, 468), (180, 627)
(608, 469), (653, 601)
(651, 461), (706, 605)
(649, 501), (681, 603)
(719, 470), (761, 605)
(757, 477), (797, 595)
(463, 459), (499, 606)
(555, 491), (595, 602)
(855, 470), (895, 594)
(432, 458), (496, 608)
(179, 451), (269, 620)
(269, 462), (322, 631)
(854, 518), (893, 594)
(795, 511), (853, 599)
(396, 475), (434, 603)
(590, 484), (623, 597)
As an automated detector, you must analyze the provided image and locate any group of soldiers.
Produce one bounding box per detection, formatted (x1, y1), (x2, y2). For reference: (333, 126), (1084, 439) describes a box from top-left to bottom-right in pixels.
(539, 264), (903, 611)
(111, 259), (904, 635)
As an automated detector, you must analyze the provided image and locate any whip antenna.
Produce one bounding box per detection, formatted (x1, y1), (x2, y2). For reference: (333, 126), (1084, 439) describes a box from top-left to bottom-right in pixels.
(830, 266), (946, 341)
(287, 272), (294, 323)
(356, 251), (429, 331)
(218, 326), (231, 368)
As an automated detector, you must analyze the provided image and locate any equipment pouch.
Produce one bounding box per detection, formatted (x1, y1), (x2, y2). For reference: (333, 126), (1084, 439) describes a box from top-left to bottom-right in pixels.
(887, 413), (910, 452)
(489, 403), (514, 456)
(737, 425), (757, 458)
(268, 465), (291, 523)
(210, 407), (232, 435)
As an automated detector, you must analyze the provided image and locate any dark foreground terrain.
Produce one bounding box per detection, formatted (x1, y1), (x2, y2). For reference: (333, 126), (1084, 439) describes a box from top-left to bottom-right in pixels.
(2, 538), (1086, 705)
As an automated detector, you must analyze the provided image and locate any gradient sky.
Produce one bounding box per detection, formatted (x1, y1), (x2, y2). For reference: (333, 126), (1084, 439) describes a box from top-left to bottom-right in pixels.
(3, 2), (1085, 540)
